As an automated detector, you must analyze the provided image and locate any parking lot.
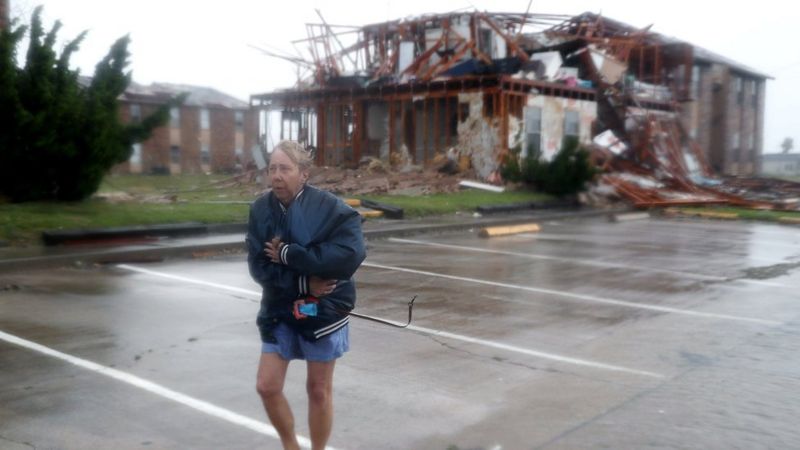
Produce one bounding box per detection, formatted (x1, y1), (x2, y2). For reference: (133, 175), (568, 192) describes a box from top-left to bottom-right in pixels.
(2, 216), (800, 449)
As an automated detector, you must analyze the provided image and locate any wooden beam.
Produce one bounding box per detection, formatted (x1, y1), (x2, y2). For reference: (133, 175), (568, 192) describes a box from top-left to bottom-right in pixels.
(479, 13), (529, 63)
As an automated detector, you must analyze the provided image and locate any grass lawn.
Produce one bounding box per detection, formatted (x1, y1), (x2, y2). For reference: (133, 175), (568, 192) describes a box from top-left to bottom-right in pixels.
(671, 207), (800, 222)
(1, 174), (554, 246)
(0, 201), (250, 246)
(99, 173), (258, 202)
(360, 190), (553, 216)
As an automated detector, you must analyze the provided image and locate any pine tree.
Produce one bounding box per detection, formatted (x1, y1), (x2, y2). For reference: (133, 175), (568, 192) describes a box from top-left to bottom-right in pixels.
(0, 7), (179, 202)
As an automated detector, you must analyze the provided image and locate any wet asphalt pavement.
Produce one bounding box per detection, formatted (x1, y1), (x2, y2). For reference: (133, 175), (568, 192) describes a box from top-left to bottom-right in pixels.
(1, 216), (800, 450)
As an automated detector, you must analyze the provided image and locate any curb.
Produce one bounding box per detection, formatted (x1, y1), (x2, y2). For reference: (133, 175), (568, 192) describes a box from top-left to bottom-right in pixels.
(0, 207), (630, 272)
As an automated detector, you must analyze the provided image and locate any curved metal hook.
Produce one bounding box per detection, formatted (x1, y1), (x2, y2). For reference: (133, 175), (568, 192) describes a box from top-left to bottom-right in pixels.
(348, 295), (417, 328)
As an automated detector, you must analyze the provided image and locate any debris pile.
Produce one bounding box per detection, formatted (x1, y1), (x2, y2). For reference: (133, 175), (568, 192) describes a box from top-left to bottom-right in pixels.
(535, 14), (794, 211)
(308, 163), (466, 196)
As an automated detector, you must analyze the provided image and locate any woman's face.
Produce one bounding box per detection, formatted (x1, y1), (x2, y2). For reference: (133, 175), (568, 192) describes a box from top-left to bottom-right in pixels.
(268, 149), (308, 205)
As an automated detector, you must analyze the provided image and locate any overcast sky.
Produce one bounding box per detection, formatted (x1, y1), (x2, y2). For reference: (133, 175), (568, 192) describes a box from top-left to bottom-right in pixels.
(11, 0), (799, 153)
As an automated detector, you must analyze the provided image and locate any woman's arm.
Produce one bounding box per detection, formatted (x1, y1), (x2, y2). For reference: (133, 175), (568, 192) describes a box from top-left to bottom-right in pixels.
(247, 202), (307, 298)
(269, 208), (366, 280)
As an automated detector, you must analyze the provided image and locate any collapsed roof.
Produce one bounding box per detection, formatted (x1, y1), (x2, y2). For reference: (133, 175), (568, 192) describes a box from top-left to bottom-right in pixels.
(251, 11), (789, 210)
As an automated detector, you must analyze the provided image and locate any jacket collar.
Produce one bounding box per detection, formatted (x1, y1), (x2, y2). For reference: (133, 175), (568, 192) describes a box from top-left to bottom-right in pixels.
(278, 187), (305, 213)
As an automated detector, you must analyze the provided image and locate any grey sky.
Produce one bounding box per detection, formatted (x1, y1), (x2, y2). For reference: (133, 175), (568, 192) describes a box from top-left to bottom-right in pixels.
(13, 0), (798, 153)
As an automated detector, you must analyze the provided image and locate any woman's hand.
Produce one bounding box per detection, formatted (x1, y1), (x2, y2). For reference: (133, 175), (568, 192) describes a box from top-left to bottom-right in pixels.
(309, 275), (337, 297)
(264, 237), (283, 263)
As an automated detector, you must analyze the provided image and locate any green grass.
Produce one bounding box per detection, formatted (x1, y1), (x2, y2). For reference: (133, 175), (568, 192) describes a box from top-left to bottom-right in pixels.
(360, 190), (553, 216)
(674, 207), (800, 222)
(0, 201), (250, 246)
(99, 173), (257, 202)
(1, 174), (554, 246)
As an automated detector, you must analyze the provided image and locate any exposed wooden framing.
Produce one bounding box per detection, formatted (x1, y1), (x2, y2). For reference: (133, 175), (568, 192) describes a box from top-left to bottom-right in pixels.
(478, 13), (529, 63)
(654, 46), (661, 85)
(639, 46), (644, 81)
(316, 104), (325, 165)
(315, 10), (357, 69)
(444, 96), (451, 148)
(352, 102), (362, 164)
(405, 33), (446, 77)
(422, 98), (428, 163)
(499, 92), (509, 153)
(433, 98), (440, 154)
(400, 100), (407, 158)
(456, 95), (463, 124)
(424, 41), (472, 79)
(409, 99), (416, 163)
(388, 100), (396, 159)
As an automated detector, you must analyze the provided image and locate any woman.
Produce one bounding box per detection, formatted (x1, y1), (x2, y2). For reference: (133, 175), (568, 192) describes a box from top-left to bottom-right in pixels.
(246, 140), (366, 450)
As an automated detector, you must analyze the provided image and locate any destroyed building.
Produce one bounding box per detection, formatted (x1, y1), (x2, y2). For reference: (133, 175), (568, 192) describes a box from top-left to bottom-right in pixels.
(250, 11), (770, 185)
(114, 82), (259, 175)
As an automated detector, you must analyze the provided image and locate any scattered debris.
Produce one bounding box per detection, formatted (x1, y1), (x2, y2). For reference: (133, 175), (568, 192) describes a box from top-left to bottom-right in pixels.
(357, 209), (384, 219)
(459, 180), (505, 193)
(360, 199), (404, 219)
(608, 212), (650, 222)
(309, 166), (464, 196)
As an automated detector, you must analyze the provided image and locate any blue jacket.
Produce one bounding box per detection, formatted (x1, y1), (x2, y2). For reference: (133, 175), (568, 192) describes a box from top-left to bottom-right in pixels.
(246, 185), (366, 342)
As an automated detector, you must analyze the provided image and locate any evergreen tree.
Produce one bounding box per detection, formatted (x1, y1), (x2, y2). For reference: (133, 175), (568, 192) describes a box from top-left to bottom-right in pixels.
(500, 136), (597, 196)
(0, 7), (180, 202)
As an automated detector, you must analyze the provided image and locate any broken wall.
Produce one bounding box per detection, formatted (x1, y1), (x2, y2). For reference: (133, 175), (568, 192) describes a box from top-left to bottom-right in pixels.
(520, 95), (596, 161)
(457, 92), (501, 178)
(364, 102), (390, 160)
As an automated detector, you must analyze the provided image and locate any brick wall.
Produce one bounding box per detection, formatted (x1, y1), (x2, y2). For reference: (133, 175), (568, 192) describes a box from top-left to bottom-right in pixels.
(210, 108), (236, 172)
(686, 61), (766, 177)
(722, 73), (763, 176)
(181, 106), (202, 174)
(243, 109), (258, 165)
(0, 0), (8, 31)
(754, 80), (766, 174)
(140, 103), (170, 172)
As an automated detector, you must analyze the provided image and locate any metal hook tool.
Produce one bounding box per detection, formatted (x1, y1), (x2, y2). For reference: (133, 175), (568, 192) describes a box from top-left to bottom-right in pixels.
(347, 295), (417, 328)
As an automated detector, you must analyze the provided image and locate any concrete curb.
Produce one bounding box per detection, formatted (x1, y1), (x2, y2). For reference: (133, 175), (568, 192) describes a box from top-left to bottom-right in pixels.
(41, 222), (210, 246)
(0, 207), (631, 272)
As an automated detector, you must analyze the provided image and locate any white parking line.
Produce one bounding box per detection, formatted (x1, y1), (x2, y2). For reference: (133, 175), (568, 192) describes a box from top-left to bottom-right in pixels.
(403, 324), (663, 378)
(0, 330), (329, 450)
(361, 262), (782, 327)
(117, 264), (261, 298)
(518, 233), (791, 265)
(117, 265), (663, 378)
(388, 237), (793, 289)
(388, 237), (725, 281)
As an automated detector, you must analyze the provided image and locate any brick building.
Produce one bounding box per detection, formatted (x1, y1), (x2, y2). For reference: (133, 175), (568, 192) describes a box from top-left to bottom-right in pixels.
(117, 82), (258, 175)
(684, 48), (769, 176)
(0, 0), (8, 31)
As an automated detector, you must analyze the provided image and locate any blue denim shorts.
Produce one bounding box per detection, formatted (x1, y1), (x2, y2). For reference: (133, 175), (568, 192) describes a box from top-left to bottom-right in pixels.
(261, 322), (349, 362)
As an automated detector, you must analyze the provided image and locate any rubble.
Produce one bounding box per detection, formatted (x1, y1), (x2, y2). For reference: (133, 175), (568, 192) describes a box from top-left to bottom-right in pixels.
(308, 165), (465, 196)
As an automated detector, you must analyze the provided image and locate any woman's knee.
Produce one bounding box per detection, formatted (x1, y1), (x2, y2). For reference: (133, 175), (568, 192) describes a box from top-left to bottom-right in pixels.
(256, 377), (284, 399)
(306, 378), (332, 404)
(256, 353), (289, 399)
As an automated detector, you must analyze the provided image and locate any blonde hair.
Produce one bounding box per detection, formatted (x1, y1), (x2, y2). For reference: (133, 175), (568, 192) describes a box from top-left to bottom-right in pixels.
(271, 140), (313, 171)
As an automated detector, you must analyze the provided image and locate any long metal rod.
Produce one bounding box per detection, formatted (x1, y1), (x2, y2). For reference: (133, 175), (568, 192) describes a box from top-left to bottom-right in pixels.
(347, 295), (417, 328)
